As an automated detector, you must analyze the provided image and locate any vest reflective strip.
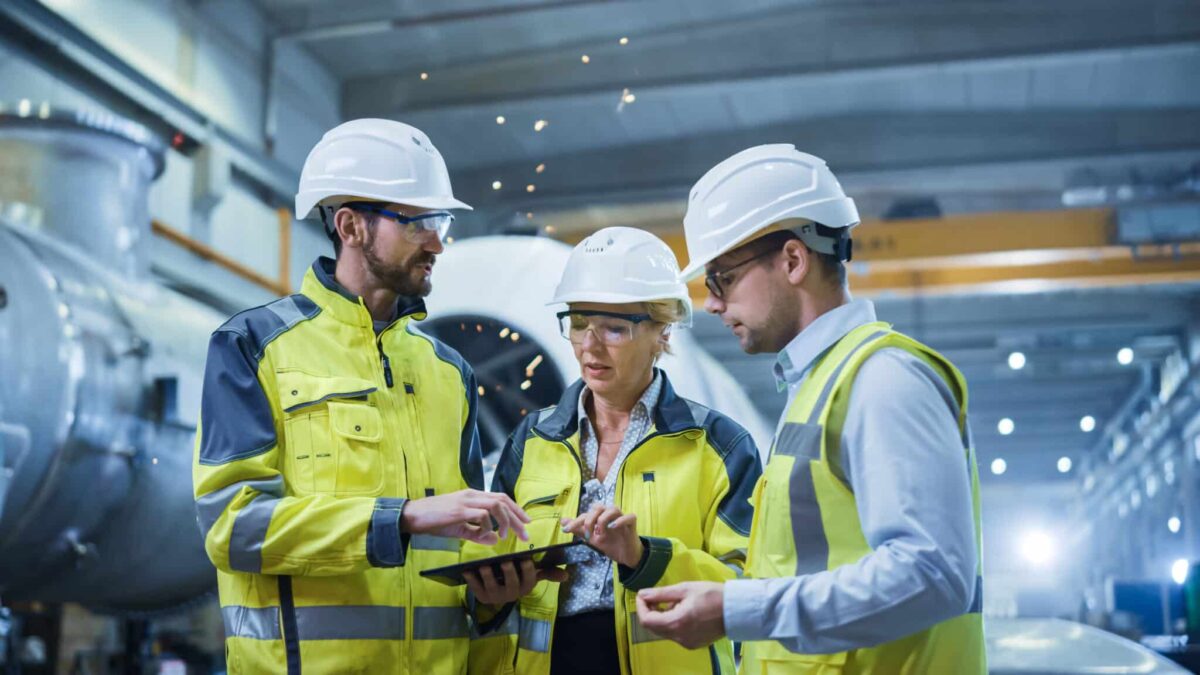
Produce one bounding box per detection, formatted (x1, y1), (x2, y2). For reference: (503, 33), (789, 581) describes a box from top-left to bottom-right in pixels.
(266, 296), (307, 332)
(770, 330), (889, 576)
(228, 494), (279, 573)
(628, 612), (666, 645)
(195, 476), (284, 541)
(411, 534), (459, 552)
(222, 605), (474, 641)
(412, 606), (469, 640)
(771, 423), (827, 576)
(518, 616), (551, 653)
(223, 605), (282, 640)
(806, 330), (889, 425)
(294, 606), (405, 640)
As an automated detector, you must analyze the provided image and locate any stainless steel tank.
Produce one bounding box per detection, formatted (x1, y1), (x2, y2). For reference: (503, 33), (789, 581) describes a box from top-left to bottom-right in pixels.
(0, 106), (224, 612)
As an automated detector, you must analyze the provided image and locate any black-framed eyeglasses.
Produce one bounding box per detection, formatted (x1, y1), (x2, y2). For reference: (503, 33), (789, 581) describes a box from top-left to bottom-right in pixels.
(555, 310), (654, 346)
(704, 248), (779, 299)
(342, 202), (455, 241)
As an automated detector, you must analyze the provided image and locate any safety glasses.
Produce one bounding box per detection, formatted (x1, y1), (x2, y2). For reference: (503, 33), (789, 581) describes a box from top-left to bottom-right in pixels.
(556, 310), (654, 346)
(343, 202), (455, 242)
(703, 247), (778, 299)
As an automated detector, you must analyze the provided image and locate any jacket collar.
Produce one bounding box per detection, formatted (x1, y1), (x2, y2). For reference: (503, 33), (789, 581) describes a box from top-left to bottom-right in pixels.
(301, 257), (428, 329)
(533, 367), (699, 441)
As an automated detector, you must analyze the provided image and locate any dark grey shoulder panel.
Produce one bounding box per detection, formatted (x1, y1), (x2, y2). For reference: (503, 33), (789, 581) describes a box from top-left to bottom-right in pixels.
(216, 295), (321, 361)
(701, 411), (763, 537)
(490, 412), (540, 498)
(405, 326), (484, 490)
(199, 295), (320, 466)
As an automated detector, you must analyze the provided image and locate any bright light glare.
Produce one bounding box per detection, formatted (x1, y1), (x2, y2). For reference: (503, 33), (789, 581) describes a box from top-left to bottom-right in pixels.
(1117, 347), (1134, 365)
(1008, 351), (1026, 370)
(998, 418), (1015, 435)
(991, 458), (1007, 475)
(1172, 559), (1189, 585)
(1168, 517), (1181, 534)
(1021, 531), (1055, 566)
(1057, 456), (1072, 473)
(1080, 415), (1096, 432)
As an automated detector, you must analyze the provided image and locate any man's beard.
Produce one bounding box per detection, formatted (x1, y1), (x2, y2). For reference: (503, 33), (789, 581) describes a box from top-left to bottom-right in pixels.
(363, 229), (435, 298)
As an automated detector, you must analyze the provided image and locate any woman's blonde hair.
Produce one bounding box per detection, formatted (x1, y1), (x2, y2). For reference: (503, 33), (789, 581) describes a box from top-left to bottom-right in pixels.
(644, 299), (688, 357)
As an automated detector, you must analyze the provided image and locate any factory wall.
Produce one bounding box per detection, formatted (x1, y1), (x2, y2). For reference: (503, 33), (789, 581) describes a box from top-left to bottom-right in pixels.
(0, 0), (338, 311)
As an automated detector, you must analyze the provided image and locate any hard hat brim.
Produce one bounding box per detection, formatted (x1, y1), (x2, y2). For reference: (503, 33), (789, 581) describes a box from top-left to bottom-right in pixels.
(295, 191), (473, 220)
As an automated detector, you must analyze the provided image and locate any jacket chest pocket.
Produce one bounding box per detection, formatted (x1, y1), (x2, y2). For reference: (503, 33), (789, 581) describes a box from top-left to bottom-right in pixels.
(516, 479), (574, 548)
(278, 371), (383, 497)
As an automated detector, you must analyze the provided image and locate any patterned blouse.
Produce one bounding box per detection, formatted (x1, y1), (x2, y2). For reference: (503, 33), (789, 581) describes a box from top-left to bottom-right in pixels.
(558, 371), (664, 617)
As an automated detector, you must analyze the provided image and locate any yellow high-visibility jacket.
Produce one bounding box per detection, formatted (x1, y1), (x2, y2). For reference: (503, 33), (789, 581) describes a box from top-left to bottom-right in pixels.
(193, 257), (483, 674)
(741, 322), (986, 674)
(468, 372), (762, 675)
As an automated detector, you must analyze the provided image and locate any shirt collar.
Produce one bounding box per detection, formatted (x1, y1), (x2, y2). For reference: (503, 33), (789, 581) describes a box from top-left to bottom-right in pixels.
(773, 298), (878, 392)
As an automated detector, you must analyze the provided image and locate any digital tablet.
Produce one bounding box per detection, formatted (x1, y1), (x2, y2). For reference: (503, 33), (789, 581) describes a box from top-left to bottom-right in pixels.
(419, 540), (591, 587)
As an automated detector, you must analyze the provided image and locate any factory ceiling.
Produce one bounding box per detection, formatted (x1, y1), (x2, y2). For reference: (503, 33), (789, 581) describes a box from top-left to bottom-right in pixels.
(253, 0), (1200, 485)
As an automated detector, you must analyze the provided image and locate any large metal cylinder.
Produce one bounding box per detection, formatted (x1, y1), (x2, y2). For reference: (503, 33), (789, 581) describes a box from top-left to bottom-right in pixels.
(0, 103), (164, 279)
(0, 108), (220, 612)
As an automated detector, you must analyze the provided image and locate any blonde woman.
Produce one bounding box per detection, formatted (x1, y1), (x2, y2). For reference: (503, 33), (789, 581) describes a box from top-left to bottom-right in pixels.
(467, 227), (762, 675)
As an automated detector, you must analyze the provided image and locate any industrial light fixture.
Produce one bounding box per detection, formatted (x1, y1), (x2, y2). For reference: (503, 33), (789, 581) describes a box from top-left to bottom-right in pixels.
(1057, 456), (1072, 473)
(1169, 516), (1182, 533)
(1172, 559), (1190, 585)
(1080, 415), (1096, 432)
(1117, 347), (1134, 365)
(535, 163), (546, 174)
(496, 115), (506, 125)
(619, 36), (629, 45)
(581, 54), (590, 64)
(420, 72), (429, 81)
(991, 458), (1007, 475)
(526, 184), (536, 193)
(998, 418), (1015, 435)
(623, 91), (636, 104)
(492, 180), (502, 190)
(1020, 530), (1054, 566)
(534, 119), (548, 132)
(1007, 351), (1026, 370)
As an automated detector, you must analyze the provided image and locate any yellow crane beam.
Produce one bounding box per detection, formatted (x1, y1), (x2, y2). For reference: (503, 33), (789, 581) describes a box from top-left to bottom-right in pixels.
(558, 207), (1200, 300)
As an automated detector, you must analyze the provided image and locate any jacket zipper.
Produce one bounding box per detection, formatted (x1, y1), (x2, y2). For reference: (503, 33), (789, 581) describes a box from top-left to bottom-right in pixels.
(373, 323), (412, 667)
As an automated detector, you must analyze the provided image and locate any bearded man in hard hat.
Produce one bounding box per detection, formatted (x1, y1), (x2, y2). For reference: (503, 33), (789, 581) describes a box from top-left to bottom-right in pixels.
(193, 119), (547, 674)
(635, 145), (985, 674)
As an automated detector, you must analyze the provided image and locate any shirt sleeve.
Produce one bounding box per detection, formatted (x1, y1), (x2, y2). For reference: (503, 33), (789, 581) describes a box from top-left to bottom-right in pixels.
(723, 348), (978, 654)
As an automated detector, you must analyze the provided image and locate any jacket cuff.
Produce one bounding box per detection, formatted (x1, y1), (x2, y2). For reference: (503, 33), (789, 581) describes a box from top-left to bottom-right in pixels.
(367, 497), (410, 567)
(618, 536), (673, 590)
(466, 590), (517, 637)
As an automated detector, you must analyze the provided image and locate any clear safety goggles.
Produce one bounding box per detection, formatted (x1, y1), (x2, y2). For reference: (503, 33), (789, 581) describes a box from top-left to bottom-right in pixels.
(556, 310), (655, 346)
(343, 202), (455, 242)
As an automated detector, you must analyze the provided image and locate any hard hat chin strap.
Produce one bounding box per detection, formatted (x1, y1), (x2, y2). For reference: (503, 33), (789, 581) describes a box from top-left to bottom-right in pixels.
(319, 205), (340, 247)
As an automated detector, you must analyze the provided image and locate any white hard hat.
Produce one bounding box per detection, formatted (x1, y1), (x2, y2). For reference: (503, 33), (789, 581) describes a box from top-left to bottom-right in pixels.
(679, 144), (859, 280)
(549, 226), (693, 327)
(294, 118), (472, 220)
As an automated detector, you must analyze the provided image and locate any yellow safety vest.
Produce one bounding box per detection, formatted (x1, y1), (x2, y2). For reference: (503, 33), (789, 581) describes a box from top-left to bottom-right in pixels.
(467, 372), (762, 675)
(741, 322), (986, 675)
(193, 257), (483, 674)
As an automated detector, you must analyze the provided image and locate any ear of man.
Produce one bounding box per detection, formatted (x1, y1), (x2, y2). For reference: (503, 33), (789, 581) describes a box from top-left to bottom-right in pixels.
(334, 207), (370, 253)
